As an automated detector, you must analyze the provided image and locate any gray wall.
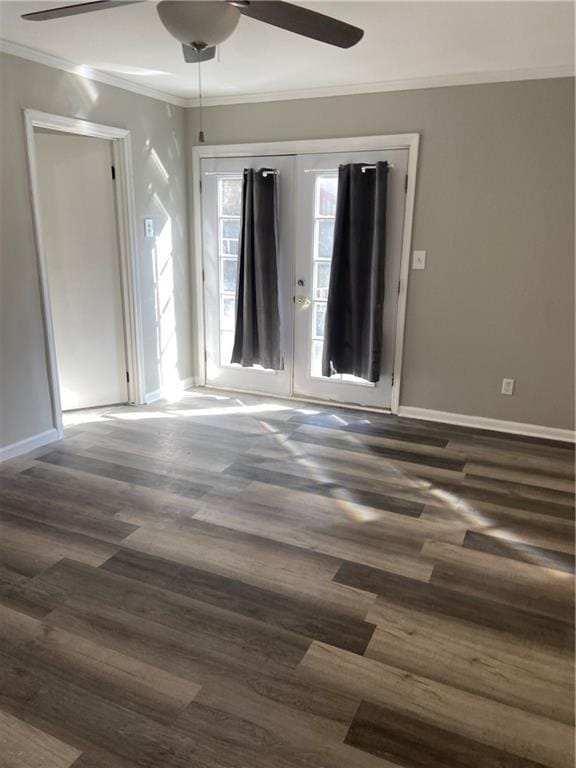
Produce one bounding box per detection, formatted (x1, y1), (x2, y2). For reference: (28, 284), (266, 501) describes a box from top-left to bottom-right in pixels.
(0, 52), (192, 447)
(187, 77), (575, 430)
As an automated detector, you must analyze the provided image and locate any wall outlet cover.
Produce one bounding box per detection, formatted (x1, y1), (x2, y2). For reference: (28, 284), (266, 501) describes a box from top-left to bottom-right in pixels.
(501, 378), (515, 395)
(144, 218), (154, 238)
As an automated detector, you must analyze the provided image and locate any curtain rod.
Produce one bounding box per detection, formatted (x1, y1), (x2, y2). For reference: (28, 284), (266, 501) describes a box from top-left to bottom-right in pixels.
(303, 164), (394, 173)
(203, 164), (393, 179)
(202, 170), (279, 177)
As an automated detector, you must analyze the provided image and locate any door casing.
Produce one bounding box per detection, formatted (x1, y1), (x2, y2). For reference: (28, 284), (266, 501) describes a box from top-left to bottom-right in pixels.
(192, 133), (420, 414)
(24, 109), (145, 438)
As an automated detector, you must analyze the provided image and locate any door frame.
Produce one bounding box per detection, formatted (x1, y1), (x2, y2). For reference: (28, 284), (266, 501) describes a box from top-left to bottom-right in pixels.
(24, 109), (145, 438)
(192, 133), (419, 414)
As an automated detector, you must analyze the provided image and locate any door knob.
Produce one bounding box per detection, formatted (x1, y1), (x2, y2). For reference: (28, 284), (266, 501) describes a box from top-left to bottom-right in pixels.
(296, 296), (311, 310)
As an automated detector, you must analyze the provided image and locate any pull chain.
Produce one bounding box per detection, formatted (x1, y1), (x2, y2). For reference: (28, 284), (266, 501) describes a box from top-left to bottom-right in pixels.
(197, 56), (205, 144)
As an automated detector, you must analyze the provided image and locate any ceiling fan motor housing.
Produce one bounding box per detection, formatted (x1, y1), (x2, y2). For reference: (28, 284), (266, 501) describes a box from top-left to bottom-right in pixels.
(156, 1), (240, 47)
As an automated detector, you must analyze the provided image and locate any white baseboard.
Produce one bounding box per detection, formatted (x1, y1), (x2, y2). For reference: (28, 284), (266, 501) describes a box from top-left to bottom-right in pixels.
(0, 428), (60, 463)
(397, 407), (575, 443)
(145, 376), (197, 404)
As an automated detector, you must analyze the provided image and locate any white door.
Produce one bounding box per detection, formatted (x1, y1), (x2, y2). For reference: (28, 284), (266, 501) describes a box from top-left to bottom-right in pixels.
(35, 132), (128, 411)
(292, 149), (409, 408)
(201, 155), (295, 396)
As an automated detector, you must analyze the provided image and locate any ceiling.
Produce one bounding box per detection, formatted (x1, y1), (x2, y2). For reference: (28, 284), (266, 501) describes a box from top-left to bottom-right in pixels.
(0, 1), (574, 105)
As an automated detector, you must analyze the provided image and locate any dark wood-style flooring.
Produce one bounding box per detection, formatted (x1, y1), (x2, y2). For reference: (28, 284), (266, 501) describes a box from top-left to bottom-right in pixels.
(0, 389), (574, 768)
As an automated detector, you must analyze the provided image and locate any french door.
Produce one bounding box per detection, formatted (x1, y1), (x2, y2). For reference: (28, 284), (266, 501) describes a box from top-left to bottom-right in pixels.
(201, 148), (409, 409)
(201, 155), (295, 396)
(293, 149), (409, 407)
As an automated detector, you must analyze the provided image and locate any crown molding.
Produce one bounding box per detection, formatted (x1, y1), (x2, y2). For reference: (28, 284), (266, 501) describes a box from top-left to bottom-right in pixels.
(183, 64), (575, 107)
(1, 38), (573, 110)
(0, 39), (187, 107)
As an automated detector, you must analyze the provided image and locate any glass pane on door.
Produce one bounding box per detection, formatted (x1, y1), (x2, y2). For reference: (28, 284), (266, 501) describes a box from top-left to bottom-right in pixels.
(216, 175), (242, 367)
(308, 174), (368, 386)
(220, 177), (242, 216)
(309, 174), (336, 378)
(316, 220), (334, 259)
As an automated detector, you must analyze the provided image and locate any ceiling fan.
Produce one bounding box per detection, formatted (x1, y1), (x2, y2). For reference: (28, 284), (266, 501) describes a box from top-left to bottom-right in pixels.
(21, 1), (365, 64)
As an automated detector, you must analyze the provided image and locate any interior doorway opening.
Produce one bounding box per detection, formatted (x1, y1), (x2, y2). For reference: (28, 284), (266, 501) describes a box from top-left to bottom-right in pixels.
(25, 110), (145, 439)
(35, 130), (129, 413)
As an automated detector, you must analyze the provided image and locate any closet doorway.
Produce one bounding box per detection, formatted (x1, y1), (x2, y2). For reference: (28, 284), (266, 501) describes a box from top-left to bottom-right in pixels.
(25, 110), (144, 437)
(195, 135), (419, 412)
(35, 130), (128, 412)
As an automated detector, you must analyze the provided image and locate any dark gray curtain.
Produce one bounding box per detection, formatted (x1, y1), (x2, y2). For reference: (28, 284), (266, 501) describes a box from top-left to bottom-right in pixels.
(322, 161), (388, 383)
(231, 169), (284, 370)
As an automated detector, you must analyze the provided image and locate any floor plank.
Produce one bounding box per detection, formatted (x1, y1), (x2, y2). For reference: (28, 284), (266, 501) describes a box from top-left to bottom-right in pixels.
(345, 700), (549, 768)
(422, 540), (574, 622)
(0, 707), (81, 768)
(463, 530), (575, 574)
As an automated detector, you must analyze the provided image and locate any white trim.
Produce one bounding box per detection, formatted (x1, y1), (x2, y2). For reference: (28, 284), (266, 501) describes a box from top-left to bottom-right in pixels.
(24, 109), (146, 439)
(398, 407), (575, 444)
(0, 39), (187, 107)
(390, 134), (419, 414)
(192, 133), (419, 414)
(1, 40), (572, 108)
(0, 429), (59, 463)
(145, 376), (197, 404)
(24, 109), (135, 140)
(110, 130), (147, 406)
(191, 145), (206, 386)
(194, 134), (421, 159)
(24, 112), (65, 439)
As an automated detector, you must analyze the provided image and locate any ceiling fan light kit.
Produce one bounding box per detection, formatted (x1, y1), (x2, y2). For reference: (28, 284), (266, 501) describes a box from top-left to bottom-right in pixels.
(156, 1), (240, 48)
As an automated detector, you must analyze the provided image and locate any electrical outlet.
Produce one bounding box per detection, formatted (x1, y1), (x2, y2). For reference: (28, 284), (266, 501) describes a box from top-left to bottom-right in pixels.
(501, 378), (515, 396)
(413, 250), (426, 270)
(144, 218), (154, 238)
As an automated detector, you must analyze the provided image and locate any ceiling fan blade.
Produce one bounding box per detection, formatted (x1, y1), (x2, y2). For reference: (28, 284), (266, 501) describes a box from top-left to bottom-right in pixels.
(21, 0), (144, 22)
(182, 44), (216, 63)
(229, 1), (363, 48)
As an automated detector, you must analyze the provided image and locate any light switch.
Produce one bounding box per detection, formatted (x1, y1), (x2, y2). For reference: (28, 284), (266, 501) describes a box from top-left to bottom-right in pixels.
(501, 378), (515, 396)
(144, 218), (154, 238)
(413, 250), (426, 270)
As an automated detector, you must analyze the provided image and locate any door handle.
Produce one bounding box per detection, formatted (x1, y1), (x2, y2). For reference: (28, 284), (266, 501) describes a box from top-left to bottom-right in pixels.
(295, 296), (311, 310)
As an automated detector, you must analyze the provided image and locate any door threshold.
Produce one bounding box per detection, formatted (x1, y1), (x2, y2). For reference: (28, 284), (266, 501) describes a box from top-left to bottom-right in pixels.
(201, 384), (393, 416)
